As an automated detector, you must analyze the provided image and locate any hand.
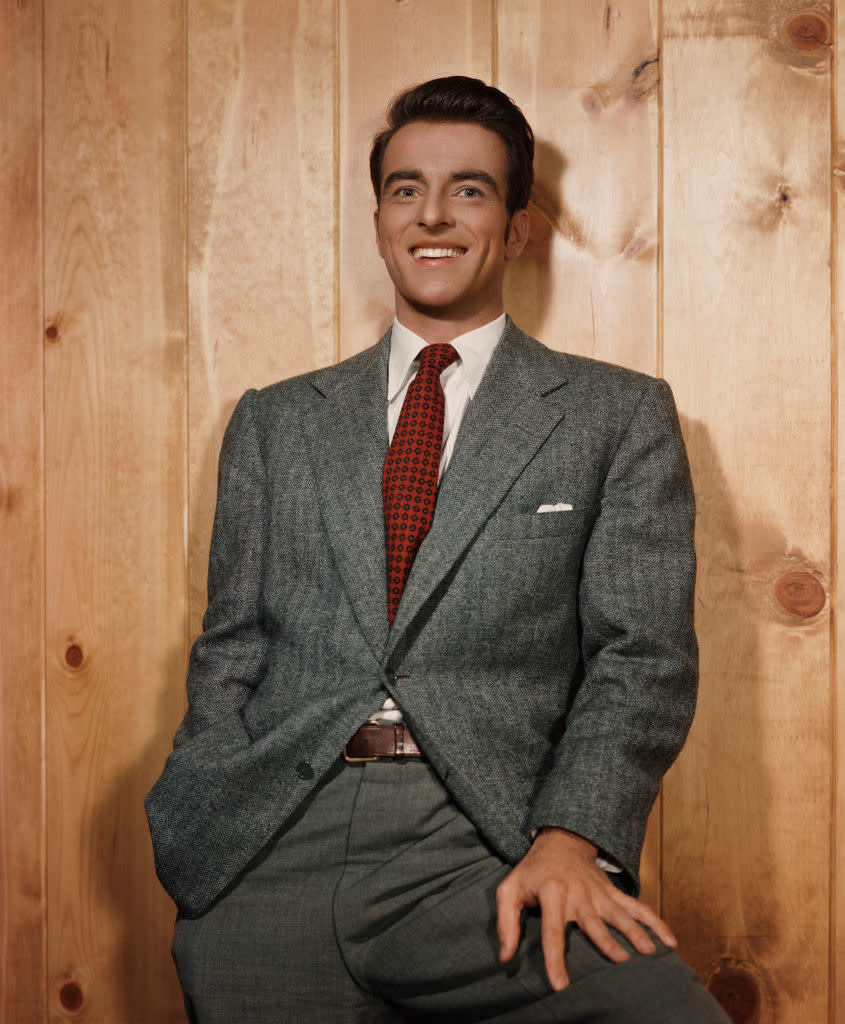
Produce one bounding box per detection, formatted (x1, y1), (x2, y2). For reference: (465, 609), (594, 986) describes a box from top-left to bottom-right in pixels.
(496, 827), (677, 991)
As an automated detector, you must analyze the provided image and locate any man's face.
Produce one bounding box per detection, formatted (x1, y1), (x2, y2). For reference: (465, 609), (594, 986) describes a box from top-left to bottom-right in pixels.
(374, 120), (529, 339)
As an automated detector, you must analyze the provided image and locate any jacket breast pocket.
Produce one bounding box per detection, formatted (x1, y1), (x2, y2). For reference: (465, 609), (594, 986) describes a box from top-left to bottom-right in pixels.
(490, 509), (587, 541)
(524, 511), (579, 538)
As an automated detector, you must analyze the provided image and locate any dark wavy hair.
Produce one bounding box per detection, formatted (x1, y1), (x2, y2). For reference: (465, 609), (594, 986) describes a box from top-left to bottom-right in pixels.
(369, 76), (534, 219)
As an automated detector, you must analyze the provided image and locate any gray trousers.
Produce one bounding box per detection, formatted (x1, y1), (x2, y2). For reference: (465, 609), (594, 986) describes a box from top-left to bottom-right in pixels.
(172, 759), (729, 1023)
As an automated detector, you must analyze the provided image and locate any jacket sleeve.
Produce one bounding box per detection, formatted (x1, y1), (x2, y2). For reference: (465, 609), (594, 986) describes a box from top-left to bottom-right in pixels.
(527, 377), (697, 892)
(173, 388), (269, 747)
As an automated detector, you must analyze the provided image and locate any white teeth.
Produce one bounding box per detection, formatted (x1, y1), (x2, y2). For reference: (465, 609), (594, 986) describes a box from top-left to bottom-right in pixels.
(412, 247), (465, 259)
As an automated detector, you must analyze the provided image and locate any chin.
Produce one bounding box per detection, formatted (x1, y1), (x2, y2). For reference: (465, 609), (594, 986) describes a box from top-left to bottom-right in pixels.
(407, 287), (474, 312)
(407, 298), (470, 320)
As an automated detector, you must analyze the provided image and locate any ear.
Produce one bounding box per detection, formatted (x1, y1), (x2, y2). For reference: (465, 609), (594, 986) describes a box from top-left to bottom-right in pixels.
(504, 208), (530, 262)
(373, 206), (383, 257)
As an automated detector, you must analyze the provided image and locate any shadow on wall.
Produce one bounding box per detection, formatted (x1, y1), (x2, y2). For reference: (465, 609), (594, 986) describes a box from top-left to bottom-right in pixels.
(504, 137), (569, 340)
(668, 415), (776, 1024)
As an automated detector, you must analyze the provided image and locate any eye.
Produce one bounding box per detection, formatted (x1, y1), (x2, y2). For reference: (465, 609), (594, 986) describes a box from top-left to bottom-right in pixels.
(457, 186), (482, 198)
(395, 186), (419, 198)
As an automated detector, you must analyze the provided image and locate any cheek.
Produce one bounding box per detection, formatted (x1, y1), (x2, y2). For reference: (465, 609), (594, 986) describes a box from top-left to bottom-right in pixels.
(375, 213), (398, 256)
(478, 240), (506, 268)
(380, 230), (405, 262)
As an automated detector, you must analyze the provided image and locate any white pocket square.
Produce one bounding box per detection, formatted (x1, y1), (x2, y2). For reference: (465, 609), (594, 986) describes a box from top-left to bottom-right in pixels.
(536, 502), (573, 513)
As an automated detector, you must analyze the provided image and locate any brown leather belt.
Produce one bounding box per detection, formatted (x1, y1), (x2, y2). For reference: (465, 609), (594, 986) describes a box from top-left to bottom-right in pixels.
(343, 722), (426, 762)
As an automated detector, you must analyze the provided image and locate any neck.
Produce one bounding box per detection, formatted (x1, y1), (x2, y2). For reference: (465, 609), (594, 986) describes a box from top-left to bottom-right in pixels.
(394, 303), (504, 345)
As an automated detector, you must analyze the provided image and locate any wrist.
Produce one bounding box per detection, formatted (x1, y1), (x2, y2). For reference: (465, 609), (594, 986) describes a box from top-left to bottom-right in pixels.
(535, 827), (598, 859)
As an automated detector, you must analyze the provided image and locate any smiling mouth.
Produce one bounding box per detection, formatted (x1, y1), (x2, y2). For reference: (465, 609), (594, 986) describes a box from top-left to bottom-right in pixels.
(411, 247), (467, 259)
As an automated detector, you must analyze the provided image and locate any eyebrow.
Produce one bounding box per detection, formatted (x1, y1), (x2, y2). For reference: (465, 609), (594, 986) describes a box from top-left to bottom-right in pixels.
(382, 169), (425, 193)
(381, 168), (502, 197)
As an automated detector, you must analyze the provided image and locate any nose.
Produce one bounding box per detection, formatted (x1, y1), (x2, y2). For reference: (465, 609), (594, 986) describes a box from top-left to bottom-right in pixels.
(417, 191), (454, 229)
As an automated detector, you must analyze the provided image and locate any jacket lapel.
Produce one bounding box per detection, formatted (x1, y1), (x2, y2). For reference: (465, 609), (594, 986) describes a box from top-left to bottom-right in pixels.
(302, 333), (391, 659)
(384, 321), (569, 658)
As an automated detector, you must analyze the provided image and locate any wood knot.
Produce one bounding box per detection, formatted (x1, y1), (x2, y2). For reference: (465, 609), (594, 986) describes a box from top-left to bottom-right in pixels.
(621, 234), (650, 261)
(707, 968), (760, 1023)
(630, 56), (659, 100)
(59, 981), (84, 1011)
(784, 11), (830, 52)
(45, 323), (60, 341)
(65, 643), (84, 669)
(773, 571), (826, 618)
(751, 181), (796, 231)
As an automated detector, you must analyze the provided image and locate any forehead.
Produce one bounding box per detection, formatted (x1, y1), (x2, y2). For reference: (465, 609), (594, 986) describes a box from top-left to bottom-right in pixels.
(380, 121), (508, 186)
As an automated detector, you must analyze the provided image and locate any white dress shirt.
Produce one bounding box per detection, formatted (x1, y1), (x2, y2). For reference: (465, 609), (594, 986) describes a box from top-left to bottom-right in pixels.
(386, 315), (507, 470)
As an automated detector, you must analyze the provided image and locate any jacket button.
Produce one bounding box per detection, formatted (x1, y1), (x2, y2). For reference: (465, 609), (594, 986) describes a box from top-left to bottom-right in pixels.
(295, 761), (314, 781)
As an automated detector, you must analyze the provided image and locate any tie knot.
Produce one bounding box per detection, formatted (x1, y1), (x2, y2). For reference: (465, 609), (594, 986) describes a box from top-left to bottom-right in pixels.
(416, 343), (460, 377)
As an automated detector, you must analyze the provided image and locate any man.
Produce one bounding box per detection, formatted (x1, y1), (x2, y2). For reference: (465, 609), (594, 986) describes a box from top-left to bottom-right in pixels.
(146, 76), (728, 1022)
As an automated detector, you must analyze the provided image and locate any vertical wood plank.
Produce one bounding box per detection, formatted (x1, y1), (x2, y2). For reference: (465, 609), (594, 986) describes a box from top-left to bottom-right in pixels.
(43, 1), (187, 1019)
(0, 0), (46, 1020)
(834, 1), (844, 1018)
(497, 0), (662, 907)
(187, 0), (336, 641)
(661, 3), (832, 1020)
(338, 0), (493, 357)
(498, 0), (661, 376)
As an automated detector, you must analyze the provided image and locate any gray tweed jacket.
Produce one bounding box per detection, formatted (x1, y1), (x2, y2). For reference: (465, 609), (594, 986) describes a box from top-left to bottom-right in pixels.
(145, 318), (697, 916)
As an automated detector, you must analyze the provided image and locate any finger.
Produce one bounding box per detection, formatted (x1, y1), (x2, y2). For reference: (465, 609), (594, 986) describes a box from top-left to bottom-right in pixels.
(495, 880), (524, 963)
(614, 893), (678, 948)
(603, 910), (656, 957)
(576, 910), (632, 964)
(539, 898), (569, 991)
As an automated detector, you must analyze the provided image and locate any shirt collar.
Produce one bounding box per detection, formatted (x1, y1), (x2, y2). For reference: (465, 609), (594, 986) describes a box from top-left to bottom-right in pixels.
(387, 314), (507, 402)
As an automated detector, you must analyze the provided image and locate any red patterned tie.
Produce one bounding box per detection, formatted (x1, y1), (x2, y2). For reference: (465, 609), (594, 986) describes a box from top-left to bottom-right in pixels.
(383, 343), (460, 625)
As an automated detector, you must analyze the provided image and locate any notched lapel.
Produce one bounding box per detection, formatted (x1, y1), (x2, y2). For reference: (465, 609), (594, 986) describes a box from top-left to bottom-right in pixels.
(302, 335), (391, 658)
(386, 323), (569, 651)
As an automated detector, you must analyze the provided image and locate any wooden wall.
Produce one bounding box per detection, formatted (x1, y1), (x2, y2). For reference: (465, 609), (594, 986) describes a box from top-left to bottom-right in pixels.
(0, 1), (838, 1021)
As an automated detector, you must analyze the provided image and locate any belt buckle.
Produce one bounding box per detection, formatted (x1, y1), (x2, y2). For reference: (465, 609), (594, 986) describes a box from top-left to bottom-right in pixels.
(343, 720), (383, 764)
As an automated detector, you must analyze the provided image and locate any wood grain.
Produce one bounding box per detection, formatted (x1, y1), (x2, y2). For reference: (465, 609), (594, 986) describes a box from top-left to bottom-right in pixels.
(497, 0), (662, 908)
(43, 1), (187, 1019)
(0, 0), (45, 1020)
(337, 0), (493, 358)
(187, 0), (336, 641)
(835, 0), (844, 1017)
(661, 2), (833, 1019)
